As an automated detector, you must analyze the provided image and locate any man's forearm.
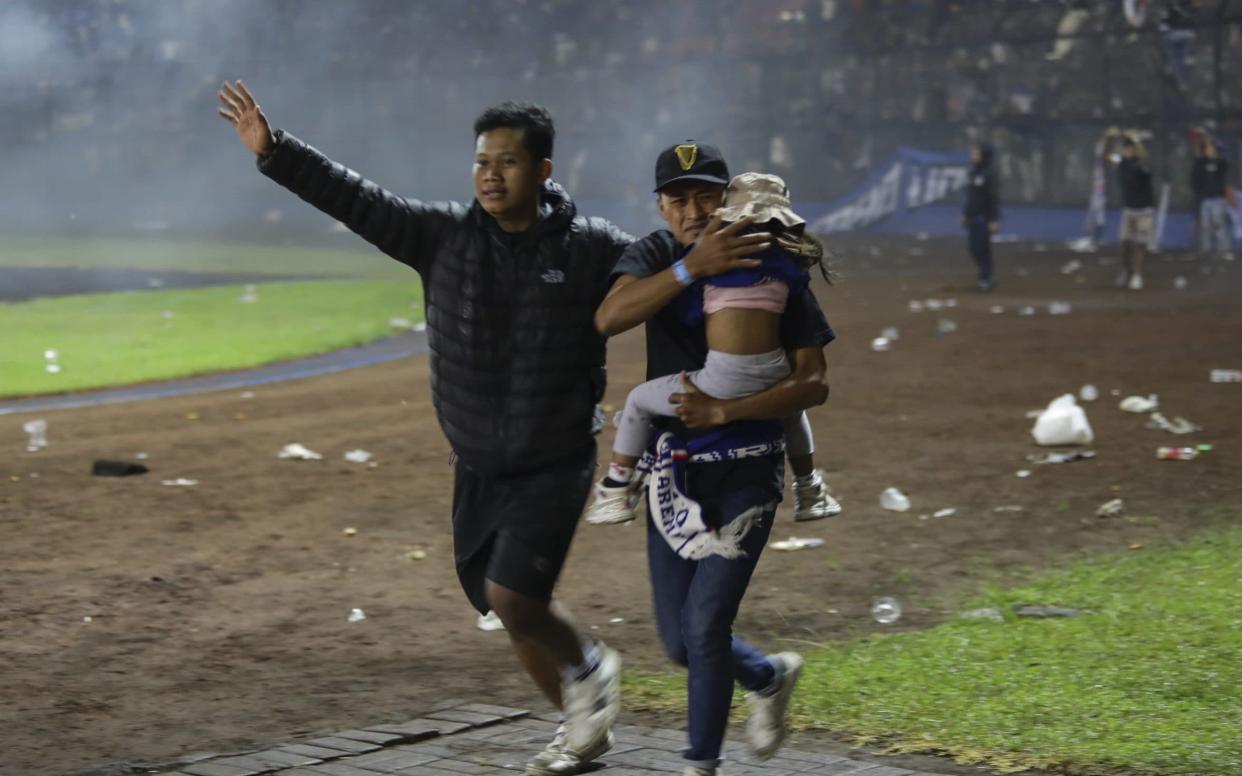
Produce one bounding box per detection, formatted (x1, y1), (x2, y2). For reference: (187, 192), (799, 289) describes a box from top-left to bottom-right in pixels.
(595, 271), (685, 336)
(719, 348), (829, 423)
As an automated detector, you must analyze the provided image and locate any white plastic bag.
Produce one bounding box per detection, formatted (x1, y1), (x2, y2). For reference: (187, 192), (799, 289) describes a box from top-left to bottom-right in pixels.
(1031, 394), (1094, 446)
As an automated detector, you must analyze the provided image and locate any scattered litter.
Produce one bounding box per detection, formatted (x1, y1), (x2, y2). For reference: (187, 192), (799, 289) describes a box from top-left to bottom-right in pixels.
(161, 309), (174, 321)
(1095, 498), (1125, 518)
(990, 305), (1005, 314)
(1048, 301), (1072, 315)
(609, 617), (626, 624)
(91, 459), (149, 477)
(770, 537), (825, 551)
(936, 319), (958, 335)
(239, 285), (259, 303)
(83, 615), (93, 623)
(1031, 394), (1094, 446)
(160, 478), (198, 487)
(404, 548), (427, 560)
(477, 610), (505, 631)
(994, 505), (1024, 512)
(147, 277), (164, 288)
(343, 527), (358, 536)
(1173, 276), (1188, 290)
(870, 336), (891, 352)
(1129, 543), (1145, 551)
(22, 419), (48, 452)
(932, 508), (957, 519)
(871, 597), (902, 625)
(961, 607), (1004, 622)
(344, 449), (373, 463)
(880, 487), (911, 512)
(413, 322), (427, 332)
(1156, 446), (1200, 461)
(945, 298), (958, 308)
(1015, 605), (1083, 618)
(1067, 236), (1098, 253)
(1196, 443), (1214, 452)
(1119, 394), (1158, 413)
(1060, 259), (1083, 274)
(1146, 412), (1201, 435)
(44, 349), (61, 374)
(1210, 369), (1242, 383)
(240, 391), (256, 399)
(908, 300), (925, 313)
(1078, 384), (1099, 402)
(881, 326), (899, 340)
(278, 443), (323, 460)
(185, 412), (199, 421)
(1027, 450), (1097, 464)
(1019, 306), (1036, 316)
(1016, 469), (1033, 477)
(388, 317), (414, 328)
(347, 608), (366, 623)
(925, 299), (944, 311)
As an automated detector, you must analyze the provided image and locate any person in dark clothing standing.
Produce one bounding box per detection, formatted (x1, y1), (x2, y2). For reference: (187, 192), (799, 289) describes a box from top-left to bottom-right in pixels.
(595, 142), (834, 776)
(1114, 130), (1156, 290)
(962, 142), (1000, 291)
(1191, 134), (1235, 260)
(217, 80), (628, 776)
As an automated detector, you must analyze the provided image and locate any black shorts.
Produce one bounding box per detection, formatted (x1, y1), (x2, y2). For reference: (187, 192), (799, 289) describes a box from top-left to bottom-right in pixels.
(452, 442), (596, 615)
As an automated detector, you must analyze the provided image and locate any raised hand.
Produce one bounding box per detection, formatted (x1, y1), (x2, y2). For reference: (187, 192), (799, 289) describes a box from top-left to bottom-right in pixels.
(217, 80), (275, 156)
(681, 214), (770, 280)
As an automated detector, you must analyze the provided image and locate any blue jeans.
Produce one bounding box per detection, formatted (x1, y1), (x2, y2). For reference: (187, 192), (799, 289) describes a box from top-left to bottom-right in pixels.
(647, 480), (780, 766)
(967, 216), (993, 284)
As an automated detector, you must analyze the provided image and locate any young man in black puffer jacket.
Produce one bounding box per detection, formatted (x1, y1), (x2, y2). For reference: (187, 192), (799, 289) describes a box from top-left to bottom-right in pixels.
(219, 80), (630, 776)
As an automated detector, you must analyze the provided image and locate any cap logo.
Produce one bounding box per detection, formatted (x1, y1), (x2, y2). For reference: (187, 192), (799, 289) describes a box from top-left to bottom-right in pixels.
(675, 144), (698, 171)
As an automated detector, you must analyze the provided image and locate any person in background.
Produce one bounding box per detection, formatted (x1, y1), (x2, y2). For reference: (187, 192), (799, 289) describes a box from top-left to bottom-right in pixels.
(1191, 133), (1235, 261)
(962, 142), (1000, 292)
(1114, 129), (1155, 290)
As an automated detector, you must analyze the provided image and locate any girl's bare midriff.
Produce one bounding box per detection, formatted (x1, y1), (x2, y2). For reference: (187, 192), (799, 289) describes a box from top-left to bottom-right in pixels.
(705, 307), (783, 355)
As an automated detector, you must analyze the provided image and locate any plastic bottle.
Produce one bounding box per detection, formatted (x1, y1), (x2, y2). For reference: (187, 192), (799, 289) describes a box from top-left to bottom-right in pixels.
(23, 419), (48, 451)
(1156, 447), (1199, 461)
(1079, 384), (1099, 402)
(880, 487), (911, 512)
(871, 597), (902, 625)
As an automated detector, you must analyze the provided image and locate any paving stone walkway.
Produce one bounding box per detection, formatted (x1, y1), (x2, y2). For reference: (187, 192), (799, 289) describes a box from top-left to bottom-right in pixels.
(149, 703), (951, 776)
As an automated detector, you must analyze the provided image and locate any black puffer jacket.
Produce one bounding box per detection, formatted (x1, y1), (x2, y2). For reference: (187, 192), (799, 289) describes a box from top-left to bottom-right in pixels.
(258, 130), (632, 475)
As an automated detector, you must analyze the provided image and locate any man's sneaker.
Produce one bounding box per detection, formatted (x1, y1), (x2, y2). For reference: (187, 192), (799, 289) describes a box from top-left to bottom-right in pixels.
(584, 480), (639, 525)
(745, 652), (803, 760)
(792, 471), (842, 522)
(1129, 272), (1144, 290)
(526, 725), (613, 776)
(563, 643), (621, 755)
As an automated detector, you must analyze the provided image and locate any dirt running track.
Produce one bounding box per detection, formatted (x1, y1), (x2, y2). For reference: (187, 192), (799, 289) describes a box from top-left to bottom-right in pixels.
(2, 240), (1240, 775)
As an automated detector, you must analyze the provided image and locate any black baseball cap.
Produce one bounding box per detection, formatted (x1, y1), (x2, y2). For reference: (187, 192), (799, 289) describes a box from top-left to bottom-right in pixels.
(654, 140), (730, 192)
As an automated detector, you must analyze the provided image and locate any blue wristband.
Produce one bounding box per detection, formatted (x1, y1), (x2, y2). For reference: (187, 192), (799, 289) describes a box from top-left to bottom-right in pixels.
(671, 259), (693, 287)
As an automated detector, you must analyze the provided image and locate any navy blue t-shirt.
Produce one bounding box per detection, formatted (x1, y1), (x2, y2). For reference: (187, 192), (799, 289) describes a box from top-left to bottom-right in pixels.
(610, 229), (836, 505)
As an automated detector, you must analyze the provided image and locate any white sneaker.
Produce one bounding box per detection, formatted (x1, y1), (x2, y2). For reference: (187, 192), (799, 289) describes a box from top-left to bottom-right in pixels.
(584, 479), (639, 525)
(526, 725), (613, 776)
(562, 644), (621, 755)
(792, 471), (842, 522)
(745, 652), (803, 760)
(1128, 273), (1144, 290)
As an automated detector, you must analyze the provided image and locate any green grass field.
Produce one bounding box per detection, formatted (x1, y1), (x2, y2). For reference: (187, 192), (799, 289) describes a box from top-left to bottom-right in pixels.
(0, 235), (407, 278)
(1, 236), (422, 398)
(1, 279), (423, 398)
(625, 526), (1242, 775)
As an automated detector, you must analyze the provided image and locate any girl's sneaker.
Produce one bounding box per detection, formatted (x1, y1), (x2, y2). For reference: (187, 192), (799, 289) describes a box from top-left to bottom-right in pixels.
(584, 479), (640, 524)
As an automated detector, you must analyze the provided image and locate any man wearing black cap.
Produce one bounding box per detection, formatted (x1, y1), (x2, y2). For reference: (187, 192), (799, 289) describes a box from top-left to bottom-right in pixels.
(594, 142), (835, 775)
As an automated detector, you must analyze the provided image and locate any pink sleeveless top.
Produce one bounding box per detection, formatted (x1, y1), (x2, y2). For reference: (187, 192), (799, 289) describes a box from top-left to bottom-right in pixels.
(702, 279), (789, 315)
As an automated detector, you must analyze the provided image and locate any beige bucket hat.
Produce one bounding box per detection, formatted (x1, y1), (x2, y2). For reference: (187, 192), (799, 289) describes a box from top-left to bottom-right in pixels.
(714, 172), (805, 229)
